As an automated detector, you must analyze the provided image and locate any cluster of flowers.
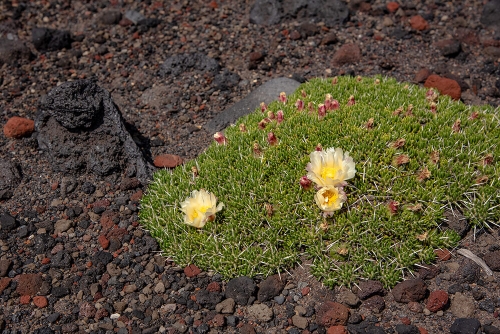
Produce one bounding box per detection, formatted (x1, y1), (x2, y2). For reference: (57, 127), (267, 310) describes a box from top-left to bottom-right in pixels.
(180, 91), (357, 228)
(301, 147), (356, 216)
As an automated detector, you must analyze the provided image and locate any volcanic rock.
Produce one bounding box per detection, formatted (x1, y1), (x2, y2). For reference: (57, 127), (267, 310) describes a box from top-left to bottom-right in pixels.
(35, 79), (153, 183)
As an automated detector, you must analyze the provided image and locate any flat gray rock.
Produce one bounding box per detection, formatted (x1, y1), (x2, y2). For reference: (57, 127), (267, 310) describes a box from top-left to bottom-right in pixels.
(205, 77), (300, 133)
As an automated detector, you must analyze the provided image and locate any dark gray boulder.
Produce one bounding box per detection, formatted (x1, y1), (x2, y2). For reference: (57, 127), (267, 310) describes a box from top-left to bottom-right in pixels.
(32, 27), (72, 52)
(250, 0), (349, 27)
(35, 79), (153, 183)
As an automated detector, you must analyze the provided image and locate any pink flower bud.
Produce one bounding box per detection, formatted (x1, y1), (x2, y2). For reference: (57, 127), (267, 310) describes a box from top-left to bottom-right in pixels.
(299, 176), (312, 190)
(430, 102), (437, 114)
(308, 102), (314, 113)
(267, 110), (275, 120)
(295, 99), (304, 111)
(331, 99), (340, 110)
(324, 94), (333, 110)
(253, 142), (262, 156)
(214, 132), (227, 145)
(301, 90), (307, 98)
(279, 92), (287, 104)
(258, 118), (270, 129)
(318, 104), (326, 119)
(388, 200), (399, 215)
(315, 143), (322, 151)
(277, 110), (284, 124)
(426, 89), (438, 102)
(332, 77), (338, 85)
(260, 102), (267, 112)
(267, 132), (278, 146)
(347, 95), (355, 106)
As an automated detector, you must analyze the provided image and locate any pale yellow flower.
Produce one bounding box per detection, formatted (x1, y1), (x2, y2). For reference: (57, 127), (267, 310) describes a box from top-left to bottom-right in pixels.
(180, 189), (224, 228)
(314, 185), (347, 214)
(306, 147), (356, 187)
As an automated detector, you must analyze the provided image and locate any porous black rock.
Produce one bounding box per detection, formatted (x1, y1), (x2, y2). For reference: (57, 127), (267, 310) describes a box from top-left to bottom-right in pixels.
(35, 79), (153, 183)
(225, 276), (256, 306)
(450, 318), (481, 334)
(0, 212), (18, 239)
(0, 159), (21, 200)
(481, 0), (500, 28)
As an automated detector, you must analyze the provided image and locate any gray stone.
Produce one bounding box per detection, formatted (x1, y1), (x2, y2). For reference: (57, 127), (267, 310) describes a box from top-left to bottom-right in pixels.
(481, 0), (500, 28)
(292, 315), (308, 329)
(159, 53), (219, 77)
(337, 287), (360, 307)
(215, 298), (235, 314)
(35, 80), (153, 183)
(54, 219), (73, 235)
(0, 159), (21, 193)
(205, 77), (300, 133)
(249, 0), (349, 27)
(0, 39), (33, 65)
(0, 259), (11, 277)
(124, 10), (145, 25)
(443, 209), (469, 237)
(247, 303), (273, 322)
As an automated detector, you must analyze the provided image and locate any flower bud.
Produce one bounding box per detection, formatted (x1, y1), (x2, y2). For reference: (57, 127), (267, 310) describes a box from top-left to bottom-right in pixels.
(299, 176), (312, 190)
(374, 79), (380, 85)
(315, 143), (322, 151)
(388, 200), (399, 215)
(214, 132), (227, 145)
(301, 89), (307, 97)
(430, 102), (437, 114)
(267, 110), (275, 120)
(347, 95), (355, 106)
(260, 102), (267, 112)
(239, 123), (247, 132)
(267, 132), (278, 146)
(356, 76), (362, 82)
(279, 92), (287, 104)
(318, 104), (326, 119)
(253, 142), (262, 156)
(277, 110), (284, 124)
(295, 99), (304, 111)
(426, 89), (438, 102)
(452, 119), (461, 133)
(332, 77), (338, 85)
(258, 118), (270, 129)
(308, 102), (314, 113)
(191, 166), (199, 178)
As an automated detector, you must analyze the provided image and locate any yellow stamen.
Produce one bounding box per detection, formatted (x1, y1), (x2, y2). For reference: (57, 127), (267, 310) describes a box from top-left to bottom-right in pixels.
(321, 166), (339, 180)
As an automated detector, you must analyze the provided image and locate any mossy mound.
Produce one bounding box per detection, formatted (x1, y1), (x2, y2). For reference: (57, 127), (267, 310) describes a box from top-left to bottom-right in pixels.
(140, 76), (500, 288)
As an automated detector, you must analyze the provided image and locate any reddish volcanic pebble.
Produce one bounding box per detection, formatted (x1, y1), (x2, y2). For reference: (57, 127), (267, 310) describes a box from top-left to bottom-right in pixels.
(184, 264), (201, 277)
(387, 2), (399, 13)
(33, 296), (48, 308)
(424, 75), (461, 100)
(410, 15), (429, 31)
(153, 154), (184, 168)
(434, 249), (452, 261)
(426, 290), (449, 312)
(3, 116), (35, 138)
(20, 295), (31, 304)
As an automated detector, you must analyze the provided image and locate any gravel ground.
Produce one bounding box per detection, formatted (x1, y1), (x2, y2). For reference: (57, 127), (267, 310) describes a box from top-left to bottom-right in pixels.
(1, 0), (500, 333)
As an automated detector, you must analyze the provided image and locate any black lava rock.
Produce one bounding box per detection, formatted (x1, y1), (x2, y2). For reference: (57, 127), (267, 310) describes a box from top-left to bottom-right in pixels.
(225, 276), (256, 306)
(159, 53), (220, 77)
(93, 251), (113, 266)
(395, 324), (420, 334)
(32, 27), (72, 52)
(51, 251), (73, 269)
(450, 318), (481, 334)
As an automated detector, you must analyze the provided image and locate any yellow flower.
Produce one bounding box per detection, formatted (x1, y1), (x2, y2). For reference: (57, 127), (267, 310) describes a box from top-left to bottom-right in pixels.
(314, 185), (347, 214)
(306, 147), (356, 187)
(180, 189), (224, 228)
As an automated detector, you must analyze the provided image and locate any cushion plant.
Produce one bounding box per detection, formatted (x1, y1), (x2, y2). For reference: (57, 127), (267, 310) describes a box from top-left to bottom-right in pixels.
(140, 76), (499, 288)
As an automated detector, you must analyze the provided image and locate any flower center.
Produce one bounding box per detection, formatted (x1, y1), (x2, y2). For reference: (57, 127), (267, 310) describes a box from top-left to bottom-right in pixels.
(323, 189), (338, 203)
(321, 166), (339, 180)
